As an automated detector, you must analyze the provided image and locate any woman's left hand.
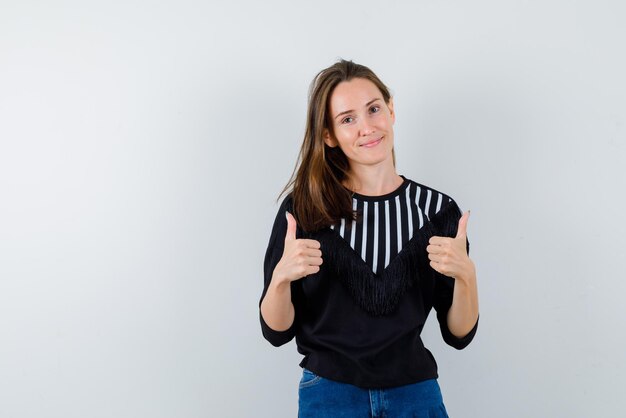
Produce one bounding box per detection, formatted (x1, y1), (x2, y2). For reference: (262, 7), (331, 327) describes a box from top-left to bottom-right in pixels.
(426, 211), (475, 282)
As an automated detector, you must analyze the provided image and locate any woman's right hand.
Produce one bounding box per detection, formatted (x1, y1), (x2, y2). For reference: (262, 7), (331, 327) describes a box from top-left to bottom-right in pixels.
(272, 211), (323, 284)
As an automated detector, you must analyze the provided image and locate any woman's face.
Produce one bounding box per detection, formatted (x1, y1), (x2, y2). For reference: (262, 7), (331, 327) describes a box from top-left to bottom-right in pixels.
(324, 77), (395, 170)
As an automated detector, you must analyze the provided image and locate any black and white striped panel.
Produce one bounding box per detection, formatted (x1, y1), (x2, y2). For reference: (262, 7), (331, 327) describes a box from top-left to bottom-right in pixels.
(330, 182), (452, 275)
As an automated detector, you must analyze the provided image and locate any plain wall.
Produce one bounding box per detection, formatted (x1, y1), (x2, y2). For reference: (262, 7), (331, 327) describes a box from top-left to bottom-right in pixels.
(1, 1), (625, 417)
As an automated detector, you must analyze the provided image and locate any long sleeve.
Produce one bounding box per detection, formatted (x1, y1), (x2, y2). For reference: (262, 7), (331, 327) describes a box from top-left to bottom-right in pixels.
(433, 262), (479, 350)
(432, 200), (479, 350)
(259, 194), (298, 347)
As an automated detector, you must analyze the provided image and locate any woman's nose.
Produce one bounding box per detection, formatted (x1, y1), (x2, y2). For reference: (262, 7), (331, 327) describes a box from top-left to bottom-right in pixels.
(358, 118), (375, 136)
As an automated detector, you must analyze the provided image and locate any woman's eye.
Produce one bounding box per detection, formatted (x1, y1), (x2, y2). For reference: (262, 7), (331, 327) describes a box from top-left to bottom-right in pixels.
(370, 105), (380, 113)
(342, 116), (354, 124)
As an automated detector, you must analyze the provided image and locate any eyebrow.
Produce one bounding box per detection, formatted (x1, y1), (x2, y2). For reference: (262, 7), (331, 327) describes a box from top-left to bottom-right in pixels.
(334, 98), (382, 120)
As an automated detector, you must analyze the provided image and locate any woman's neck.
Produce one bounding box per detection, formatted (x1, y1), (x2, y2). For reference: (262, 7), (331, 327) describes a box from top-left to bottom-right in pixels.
(343, 164), (403, 197)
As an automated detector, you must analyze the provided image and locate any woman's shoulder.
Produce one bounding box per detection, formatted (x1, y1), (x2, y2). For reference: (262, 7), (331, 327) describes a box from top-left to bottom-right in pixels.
(277, 191), (295, 211)
(402, 177), (458, 208)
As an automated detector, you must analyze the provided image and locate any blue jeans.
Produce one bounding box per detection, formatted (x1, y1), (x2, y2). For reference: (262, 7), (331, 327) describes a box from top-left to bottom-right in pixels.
(298, 368), (450, 418)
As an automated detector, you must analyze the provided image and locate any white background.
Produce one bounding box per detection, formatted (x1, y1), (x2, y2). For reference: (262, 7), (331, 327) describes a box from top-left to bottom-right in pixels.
(1, 1), (625, 417)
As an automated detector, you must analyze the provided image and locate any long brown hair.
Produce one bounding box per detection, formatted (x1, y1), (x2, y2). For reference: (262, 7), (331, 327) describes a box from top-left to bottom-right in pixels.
(278, 59), (395, 233)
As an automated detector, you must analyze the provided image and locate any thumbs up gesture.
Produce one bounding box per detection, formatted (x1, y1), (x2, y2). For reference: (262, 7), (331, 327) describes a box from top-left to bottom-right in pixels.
(272, 211), (324, 284)
(426, 211), (475, 282)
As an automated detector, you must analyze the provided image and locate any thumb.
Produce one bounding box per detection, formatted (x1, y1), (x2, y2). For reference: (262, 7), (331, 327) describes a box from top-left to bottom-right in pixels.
(285, 211), (297, 242)
(455, 210), (470, 239)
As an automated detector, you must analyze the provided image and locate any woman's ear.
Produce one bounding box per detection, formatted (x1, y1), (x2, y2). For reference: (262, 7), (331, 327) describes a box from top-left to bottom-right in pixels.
(323, 129), (337, 147)
(388, 97), (395, 124)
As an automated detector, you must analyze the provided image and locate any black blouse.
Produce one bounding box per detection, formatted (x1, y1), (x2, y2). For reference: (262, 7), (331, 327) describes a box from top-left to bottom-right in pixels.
(259, 177), (479, 389)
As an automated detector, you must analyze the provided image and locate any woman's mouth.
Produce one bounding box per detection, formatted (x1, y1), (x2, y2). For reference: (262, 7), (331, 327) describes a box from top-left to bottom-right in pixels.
(360, 137), (383, 148)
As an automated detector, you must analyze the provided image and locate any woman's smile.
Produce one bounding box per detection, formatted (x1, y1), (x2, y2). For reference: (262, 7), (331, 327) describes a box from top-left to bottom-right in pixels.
(360, 136), (383, 148)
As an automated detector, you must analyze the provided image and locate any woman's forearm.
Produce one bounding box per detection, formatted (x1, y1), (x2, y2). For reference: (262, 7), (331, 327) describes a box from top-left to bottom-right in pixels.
(447, 264), (479, 338)
(260, 274), (295, 332)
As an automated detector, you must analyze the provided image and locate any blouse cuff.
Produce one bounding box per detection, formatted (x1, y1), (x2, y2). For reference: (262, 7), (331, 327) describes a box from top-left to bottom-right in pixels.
(259, 308), (296, 347)
(441, 314), (479, 350)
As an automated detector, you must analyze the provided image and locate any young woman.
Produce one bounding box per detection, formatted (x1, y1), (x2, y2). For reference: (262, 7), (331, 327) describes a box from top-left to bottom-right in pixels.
(259, 59), (479, 417)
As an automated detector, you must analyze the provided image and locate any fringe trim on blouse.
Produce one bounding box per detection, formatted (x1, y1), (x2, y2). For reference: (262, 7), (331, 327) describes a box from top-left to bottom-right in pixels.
(303, 200), (467, 316)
